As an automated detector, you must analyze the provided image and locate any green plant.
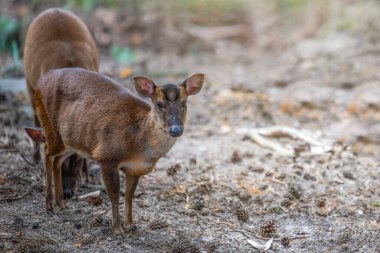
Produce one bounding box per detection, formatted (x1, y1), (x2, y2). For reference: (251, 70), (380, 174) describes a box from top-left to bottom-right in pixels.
(0, 16), (21, 68)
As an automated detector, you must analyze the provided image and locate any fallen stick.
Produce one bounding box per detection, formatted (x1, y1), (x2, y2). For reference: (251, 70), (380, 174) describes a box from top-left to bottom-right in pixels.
(237, 126), (332, 156)
(78, 190), (101, 200)
(213, 220), (311, 241)
(183, 24), (248, 41)
(237, 128), (294, 156)
(258, 126), (322, 147)
(0, 188), (31, 202)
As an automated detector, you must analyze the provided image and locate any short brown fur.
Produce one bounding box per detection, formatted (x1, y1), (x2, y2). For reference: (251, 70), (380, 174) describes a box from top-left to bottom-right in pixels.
(34, 68), (204, 234)
(24, 8), (98, 202)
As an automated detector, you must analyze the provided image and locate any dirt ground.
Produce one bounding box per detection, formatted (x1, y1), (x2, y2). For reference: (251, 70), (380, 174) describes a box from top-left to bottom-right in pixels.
(1, 2), (380, 253)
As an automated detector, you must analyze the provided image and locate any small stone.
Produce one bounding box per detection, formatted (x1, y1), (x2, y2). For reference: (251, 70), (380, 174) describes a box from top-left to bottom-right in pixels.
(276, 173), (286, 180)
(184, 210), (196, 217)
(303, 173), (316, 181)
(13, 217), (24, 227)
(83, 195), (103, 206)
(265, 172), (273, 177)
(190, 158), (197, 165)
(32, 222), (39, 229)
(238, 191), (251, 201)
(231, 151), (242, 163)
(343, 171), (355, 180)
(248, 166), (265, 173)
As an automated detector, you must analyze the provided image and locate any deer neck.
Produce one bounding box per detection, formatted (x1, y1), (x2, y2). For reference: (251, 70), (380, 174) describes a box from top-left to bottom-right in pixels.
(142, 110), (177, 158)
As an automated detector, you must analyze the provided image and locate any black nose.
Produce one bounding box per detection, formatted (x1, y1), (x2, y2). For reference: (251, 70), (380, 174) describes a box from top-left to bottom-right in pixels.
(63, 189), (74, 199)
(169, 125), (183, 137)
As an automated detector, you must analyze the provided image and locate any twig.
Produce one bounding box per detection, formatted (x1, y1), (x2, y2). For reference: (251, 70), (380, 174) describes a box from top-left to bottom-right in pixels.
(0, 147), (35, 166)
(0, 188), (31, 201)
(348, 238), (369, 253)
(19, 153), (35, 166)
(183, 24), (249, 41)
(196, 215), (203, 230)
(212, 220), (311, 241)
(268, 178), (288, 187)
(237, 128), (294, 156)
(258, 126), (322, 147)
(213, 220), (274, 240)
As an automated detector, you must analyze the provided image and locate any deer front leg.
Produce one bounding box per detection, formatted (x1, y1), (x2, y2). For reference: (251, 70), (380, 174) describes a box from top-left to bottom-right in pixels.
(101, 163), (123, 235)
(52, 155), (67, 209)
(124, 175), (140, 226)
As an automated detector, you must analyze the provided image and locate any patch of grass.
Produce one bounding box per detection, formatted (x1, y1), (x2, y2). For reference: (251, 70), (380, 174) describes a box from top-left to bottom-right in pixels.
(0, 16), (21, 68)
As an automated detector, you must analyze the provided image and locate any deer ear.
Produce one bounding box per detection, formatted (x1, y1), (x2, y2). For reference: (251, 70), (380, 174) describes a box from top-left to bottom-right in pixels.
(134, 76), (155, 98)
(183, 73), (204, 96)
(25, 127), (46, 143)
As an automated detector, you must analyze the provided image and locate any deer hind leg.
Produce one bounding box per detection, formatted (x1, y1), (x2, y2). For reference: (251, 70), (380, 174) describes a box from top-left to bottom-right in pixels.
(32, 114), (41, 163)
(44, 147), (54, 215)
(26, 82), (41, 164)
(53, 154), (69, 209)
(101, 162), (123, 235)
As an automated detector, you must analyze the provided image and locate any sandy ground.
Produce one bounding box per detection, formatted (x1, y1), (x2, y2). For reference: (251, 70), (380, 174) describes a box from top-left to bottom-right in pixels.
(0, 33), (380, 252)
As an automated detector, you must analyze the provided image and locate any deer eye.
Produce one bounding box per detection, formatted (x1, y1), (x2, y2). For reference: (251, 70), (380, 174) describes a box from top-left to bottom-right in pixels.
(156, 102), (164, 110)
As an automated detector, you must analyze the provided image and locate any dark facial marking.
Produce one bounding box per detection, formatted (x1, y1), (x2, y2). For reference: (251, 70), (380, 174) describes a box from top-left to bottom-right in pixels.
(160, 84), (180, 102)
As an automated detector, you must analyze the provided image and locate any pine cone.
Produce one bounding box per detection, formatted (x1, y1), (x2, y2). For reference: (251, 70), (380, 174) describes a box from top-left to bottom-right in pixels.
(281, 237), (290, 247)
(238, 191), (251, 201)
(167, 164), (181, 176)
(149, 217), (169, 230)
(231, 151), (242, 163)
(204, 241), (219, 252)
(234, 206), (249, 222)
(288, 185), (302, 200)
(316, 198), (326, 208)
(79, 234), (95, 246)
(191, 198), (205, 211)
(89, 216), (103, 228)
(13, 243), (33, 253)
(172, 239), (200, 253)
(259, 219), (277, 238)
(125, 224), (138, 234)
(281, 198), (292, 207)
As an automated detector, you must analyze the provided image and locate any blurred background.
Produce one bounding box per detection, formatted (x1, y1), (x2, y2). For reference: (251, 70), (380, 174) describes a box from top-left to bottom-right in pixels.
(0, 1), (380, 252)
(1, 0), (379, 155)
(1, 0), (380, 73)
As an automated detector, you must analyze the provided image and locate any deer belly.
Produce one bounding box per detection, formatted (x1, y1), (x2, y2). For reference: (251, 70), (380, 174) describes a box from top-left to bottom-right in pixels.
(119, 155), (156, 176)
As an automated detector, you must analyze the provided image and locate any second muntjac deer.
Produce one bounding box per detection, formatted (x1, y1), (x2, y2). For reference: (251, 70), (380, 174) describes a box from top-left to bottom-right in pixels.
(26, 68), (204, 235)
(24, 8), (97, 199)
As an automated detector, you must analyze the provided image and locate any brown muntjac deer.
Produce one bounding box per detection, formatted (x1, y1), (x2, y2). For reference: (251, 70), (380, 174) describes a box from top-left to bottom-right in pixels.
(24, 8), (97, 199)
(26, 68), (204, 235)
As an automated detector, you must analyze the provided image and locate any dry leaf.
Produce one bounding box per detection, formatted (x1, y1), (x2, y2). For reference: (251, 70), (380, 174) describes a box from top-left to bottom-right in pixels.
(247, 238), (273, 250)
(119, 67), (133, 80)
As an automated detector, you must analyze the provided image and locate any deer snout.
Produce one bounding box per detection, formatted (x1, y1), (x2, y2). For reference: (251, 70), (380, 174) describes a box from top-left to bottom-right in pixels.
(169, 125), (183, 137)
(63, 189), (74, 199)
